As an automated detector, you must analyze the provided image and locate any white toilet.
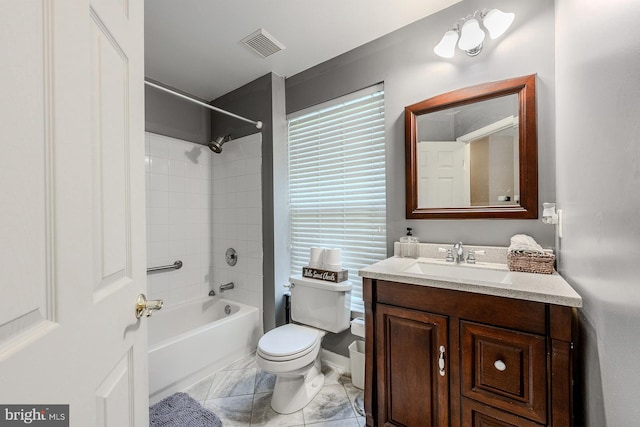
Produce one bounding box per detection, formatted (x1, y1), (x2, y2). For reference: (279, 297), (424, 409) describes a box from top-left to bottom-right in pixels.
(256, 275), (352, 414)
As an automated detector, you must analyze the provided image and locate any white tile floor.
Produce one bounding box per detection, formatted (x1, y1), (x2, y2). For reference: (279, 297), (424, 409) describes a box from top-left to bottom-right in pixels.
(184, 353), (366, 427)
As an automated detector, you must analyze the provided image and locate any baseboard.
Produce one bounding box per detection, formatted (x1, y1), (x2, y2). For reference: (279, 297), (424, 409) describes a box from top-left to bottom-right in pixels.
(321, 348), (351, 373)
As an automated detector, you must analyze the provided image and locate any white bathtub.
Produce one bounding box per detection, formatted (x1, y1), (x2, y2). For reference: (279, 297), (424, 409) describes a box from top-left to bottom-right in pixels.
(148, 297), (261, 403)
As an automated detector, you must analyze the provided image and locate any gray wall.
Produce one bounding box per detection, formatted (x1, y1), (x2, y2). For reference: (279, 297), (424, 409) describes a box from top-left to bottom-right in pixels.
(284, 0), (555, 357)
(286, 0), (556, 251)
(145, 79), (211, 144)
(555, 0), (640, 425)
(211, 73), (288, 332)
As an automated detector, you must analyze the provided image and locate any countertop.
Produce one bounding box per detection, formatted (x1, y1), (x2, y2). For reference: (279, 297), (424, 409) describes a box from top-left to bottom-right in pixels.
(359, 256), (582, 307)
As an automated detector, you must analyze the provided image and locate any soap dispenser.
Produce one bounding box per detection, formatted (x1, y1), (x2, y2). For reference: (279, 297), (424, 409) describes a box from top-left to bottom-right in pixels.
(400, 228), (419, 258)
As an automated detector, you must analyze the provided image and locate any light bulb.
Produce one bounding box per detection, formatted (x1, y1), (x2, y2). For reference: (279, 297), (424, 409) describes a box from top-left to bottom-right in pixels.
(433, 30), (459, 58)
(458, 18), (486, 52)
(482, 9), (515, 39)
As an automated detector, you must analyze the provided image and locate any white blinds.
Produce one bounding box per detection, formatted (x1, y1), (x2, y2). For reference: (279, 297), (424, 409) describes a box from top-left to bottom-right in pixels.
(288, 86), (386, 312)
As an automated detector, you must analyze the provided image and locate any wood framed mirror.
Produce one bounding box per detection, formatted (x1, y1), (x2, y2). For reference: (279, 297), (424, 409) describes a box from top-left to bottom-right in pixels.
(405, 74), (538, 219)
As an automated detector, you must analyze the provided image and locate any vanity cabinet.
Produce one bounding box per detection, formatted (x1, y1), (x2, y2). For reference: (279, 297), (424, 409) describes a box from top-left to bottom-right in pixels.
(364, 279), (576, 427)
(375, 304), (449, 426)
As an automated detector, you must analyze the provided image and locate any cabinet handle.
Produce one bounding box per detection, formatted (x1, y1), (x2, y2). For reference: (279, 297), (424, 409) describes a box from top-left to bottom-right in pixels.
(438, 345), (446, 377)
(494, 360), (507, 371)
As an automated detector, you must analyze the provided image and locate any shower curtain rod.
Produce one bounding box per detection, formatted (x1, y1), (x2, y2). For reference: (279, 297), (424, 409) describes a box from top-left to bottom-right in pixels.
(144, 80), (263, 130)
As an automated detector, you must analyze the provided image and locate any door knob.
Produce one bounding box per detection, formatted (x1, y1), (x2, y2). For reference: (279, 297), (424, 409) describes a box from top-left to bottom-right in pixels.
(135, 293), (164, 319)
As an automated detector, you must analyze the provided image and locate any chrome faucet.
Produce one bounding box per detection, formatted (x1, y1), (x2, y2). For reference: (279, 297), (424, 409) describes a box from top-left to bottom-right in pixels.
(453, 242), (464, 264)
(219, 282), (235, 293)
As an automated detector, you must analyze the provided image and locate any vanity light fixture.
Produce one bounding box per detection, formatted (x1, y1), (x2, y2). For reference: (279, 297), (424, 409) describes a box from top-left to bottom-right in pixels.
(434, 8), (514, 58)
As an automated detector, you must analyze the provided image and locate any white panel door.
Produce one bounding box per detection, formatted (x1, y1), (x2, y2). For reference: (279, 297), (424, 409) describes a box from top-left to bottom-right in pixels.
(0, 1), (147, 425)
(417, 141), (469, 208)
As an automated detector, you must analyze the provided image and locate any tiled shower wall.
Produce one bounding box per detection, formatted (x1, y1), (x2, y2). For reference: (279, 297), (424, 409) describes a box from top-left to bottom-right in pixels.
(210, 133), (263, 310)
(145, 132), (263, 313)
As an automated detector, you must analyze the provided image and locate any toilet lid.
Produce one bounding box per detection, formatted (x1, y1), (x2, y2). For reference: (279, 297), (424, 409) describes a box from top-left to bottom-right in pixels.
(258, 324), (322, 358)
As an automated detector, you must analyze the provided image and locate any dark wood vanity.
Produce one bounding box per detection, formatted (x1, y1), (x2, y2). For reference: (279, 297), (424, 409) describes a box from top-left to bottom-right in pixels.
(364, 73), (579, 426)
(363, 277), (577, 427)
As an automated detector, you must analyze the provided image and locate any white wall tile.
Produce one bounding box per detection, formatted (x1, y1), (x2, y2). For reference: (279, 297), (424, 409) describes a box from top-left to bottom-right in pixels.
(148, 207), (169, 225)
(247, 224), (262, 242)
(149, 135), (170, 159)
(185, 163), (200, 179)
(185, 238), (200, 255)
(169, 159), (186, 177)
(168, 208), (186, 226)
(168, 191), (186, 209)
(148, 224), (169, 243)
(146, 132), (263, 311)
(148, 173), (169, 192)
(148, 190), (169, 208)
(150, 156), (170, 175)
(168, 175), (186, 193)
(148, 241), (169, 260)
(169, 240), (186, 258)
(247, 208), (262, 225)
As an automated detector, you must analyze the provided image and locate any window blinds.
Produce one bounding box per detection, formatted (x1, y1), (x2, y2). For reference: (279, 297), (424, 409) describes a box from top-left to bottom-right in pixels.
(288, 85), (386, 312)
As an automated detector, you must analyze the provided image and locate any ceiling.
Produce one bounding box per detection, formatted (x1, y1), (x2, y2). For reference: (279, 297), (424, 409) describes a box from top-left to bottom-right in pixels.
(144, 0), (461, 101)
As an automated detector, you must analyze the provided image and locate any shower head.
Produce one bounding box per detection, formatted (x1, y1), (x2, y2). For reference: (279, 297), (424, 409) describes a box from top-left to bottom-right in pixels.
(208, 134), (231, 153)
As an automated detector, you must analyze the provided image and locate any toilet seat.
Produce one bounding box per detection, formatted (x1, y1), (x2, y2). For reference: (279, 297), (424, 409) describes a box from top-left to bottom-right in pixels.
(257, 324), (322, 362)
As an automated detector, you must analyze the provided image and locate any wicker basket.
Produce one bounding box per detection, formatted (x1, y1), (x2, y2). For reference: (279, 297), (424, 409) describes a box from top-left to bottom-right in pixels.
(507, 252), (555, 274)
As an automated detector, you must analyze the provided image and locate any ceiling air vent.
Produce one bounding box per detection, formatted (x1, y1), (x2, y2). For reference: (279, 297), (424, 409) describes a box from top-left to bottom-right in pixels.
(241, 28), (285, 58)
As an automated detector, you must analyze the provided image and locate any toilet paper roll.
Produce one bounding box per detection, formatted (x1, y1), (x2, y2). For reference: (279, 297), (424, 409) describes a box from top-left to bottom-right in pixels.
(309, 247), (324, 268)
(323, 263), (342, 272)
(323, 248), (342, 270)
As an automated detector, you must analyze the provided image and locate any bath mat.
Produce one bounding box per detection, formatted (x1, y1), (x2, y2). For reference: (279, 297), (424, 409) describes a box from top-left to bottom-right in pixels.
(149, 392), (222, 427)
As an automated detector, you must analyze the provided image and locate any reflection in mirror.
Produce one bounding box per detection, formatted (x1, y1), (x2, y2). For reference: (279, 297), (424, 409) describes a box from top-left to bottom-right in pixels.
(405, 75), (538, 219)
(416, 94), (519, 208)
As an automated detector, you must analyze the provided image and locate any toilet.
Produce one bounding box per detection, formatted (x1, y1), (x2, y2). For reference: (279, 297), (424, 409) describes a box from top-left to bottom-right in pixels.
(256, 275), (352, 414)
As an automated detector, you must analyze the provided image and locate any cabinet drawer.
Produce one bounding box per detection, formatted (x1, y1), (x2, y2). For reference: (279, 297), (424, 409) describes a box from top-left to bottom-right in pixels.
(461, 397), (543, 427)
(461, 321), (547, 423)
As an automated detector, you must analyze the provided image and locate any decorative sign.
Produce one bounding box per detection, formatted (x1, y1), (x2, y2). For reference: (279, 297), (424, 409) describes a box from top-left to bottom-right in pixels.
(302, 267), (348, 283)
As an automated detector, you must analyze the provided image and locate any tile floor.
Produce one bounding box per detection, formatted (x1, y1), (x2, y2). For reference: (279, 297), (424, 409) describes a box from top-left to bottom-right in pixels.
(184, 352), (366, 426)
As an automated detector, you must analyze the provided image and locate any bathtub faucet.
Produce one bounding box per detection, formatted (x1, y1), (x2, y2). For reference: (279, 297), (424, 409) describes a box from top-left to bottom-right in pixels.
(219, 282), (235, 293)
(208, 289), (216, 296)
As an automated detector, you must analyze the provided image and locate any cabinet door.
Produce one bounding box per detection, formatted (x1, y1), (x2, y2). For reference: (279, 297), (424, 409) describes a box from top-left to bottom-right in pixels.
(376, 304), (449, 427)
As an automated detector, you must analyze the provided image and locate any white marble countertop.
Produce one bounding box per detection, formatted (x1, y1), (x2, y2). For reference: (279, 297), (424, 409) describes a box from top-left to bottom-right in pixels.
(358, 255), (583, 308)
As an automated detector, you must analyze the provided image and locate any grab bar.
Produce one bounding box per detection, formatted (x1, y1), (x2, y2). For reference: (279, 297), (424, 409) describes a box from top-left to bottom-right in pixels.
(147, 260), (183, 274)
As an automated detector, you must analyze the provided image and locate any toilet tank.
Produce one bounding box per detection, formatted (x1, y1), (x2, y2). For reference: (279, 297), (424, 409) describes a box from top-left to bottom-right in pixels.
(289, 275), (352, 333)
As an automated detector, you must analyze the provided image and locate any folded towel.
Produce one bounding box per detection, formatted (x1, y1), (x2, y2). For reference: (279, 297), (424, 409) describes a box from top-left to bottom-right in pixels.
(508, 234), (545, 255)
(150, 392), (222, 427)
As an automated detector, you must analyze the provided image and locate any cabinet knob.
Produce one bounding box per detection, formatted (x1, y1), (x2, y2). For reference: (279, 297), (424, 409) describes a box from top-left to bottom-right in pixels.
(438, 345), (446, 376)
(494, 360), (507, 371)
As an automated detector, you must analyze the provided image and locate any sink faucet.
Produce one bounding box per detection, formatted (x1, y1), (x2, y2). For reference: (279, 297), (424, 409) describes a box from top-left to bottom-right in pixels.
(453, 242), (464, 264)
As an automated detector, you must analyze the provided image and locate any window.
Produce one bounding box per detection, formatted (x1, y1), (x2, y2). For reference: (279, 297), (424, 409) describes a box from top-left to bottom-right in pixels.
(288, 85), (386, 312)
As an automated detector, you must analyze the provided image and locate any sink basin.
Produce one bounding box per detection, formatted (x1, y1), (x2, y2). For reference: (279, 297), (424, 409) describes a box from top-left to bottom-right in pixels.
(401, 258), (510, 284)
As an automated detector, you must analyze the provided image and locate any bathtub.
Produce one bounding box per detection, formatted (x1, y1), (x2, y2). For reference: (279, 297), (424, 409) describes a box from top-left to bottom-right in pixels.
(148, 297), (261, 403)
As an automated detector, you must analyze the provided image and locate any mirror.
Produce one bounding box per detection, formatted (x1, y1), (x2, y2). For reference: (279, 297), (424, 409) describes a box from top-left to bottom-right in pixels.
(405, 75), (538, 219)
